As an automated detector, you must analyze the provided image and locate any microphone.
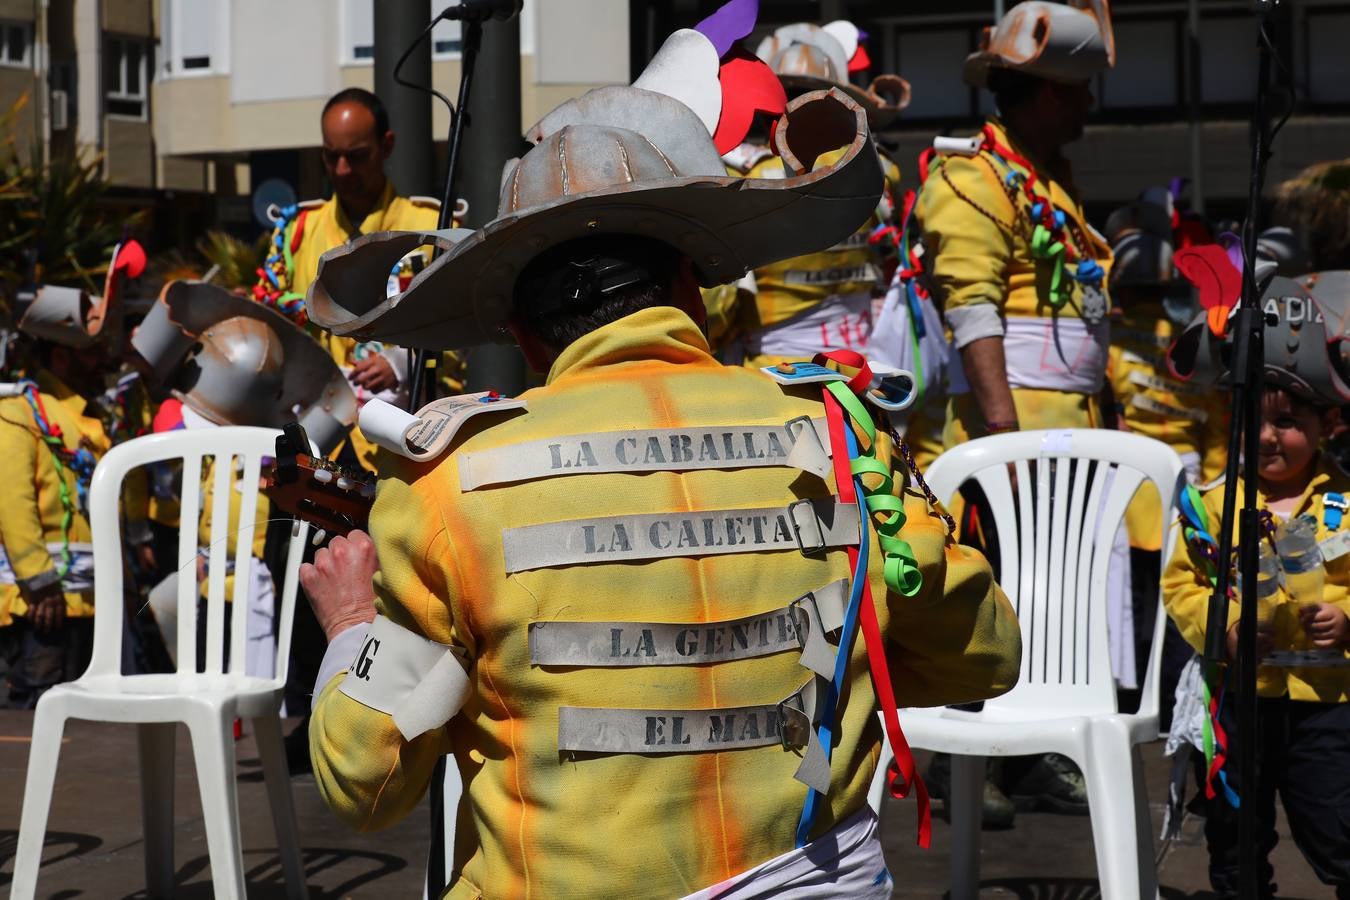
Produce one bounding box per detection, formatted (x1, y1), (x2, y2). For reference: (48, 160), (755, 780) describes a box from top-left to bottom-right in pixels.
(437, 0), (522, 22)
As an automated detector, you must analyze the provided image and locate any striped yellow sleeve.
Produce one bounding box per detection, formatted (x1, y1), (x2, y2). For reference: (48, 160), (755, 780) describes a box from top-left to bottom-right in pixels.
(310, 461), (458, 831)
(917, 155), (1016, 314)
(1162, 499), (1239, 655)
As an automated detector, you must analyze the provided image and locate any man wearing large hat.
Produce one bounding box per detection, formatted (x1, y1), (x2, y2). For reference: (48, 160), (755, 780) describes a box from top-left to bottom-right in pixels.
(298, 8), (1020, 896)
(902, 0), (1115, 822)
(0, 243), (143, 707)
(917, 0), (1114, 446)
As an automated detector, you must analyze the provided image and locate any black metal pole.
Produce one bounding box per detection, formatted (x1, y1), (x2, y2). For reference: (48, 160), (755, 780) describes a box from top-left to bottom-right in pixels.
(374, 2), (435, 198)
(1203, 12), (1276, 900)
(460, 13), (528, 397)
(1237, 22), (1273, 895)
(406, 17), (485, 410)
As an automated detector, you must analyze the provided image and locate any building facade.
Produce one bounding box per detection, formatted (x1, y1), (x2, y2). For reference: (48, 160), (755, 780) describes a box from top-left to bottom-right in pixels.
(4, 0), (1349, 250)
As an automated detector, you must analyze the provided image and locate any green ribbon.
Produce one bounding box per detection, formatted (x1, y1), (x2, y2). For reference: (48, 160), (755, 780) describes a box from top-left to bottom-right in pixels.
(1031, 223), (1068, 308)
(824, 381), (923, 597)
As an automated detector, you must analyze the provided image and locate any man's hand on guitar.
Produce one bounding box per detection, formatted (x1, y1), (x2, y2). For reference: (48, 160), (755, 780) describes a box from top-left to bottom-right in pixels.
(301, 530), (380, 642)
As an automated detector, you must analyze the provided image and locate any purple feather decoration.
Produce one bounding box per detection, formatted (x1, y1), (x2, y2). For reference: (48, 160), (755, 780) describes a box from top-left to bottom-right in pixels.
(694, 0), (759, 58)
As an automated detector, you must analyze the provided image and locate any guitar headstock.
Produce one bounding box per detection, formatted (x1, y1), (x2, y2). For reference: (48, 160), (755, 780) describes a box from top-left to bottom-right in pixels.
(265, 423), (375, 543)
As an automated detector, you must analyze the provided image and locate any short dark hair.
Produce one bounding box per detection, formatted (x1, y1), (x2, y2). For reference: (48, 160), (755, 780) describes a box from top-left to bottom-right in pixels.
(986, 68), (1047, 113)
(322, 88), (390, 137)
(512, 236), (684, 350)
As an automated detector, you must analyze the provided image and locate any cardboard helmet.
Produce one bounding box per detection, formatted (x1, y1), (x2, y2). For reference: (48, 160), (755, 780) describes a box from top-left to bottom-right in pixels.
(132, 281), (357, 454)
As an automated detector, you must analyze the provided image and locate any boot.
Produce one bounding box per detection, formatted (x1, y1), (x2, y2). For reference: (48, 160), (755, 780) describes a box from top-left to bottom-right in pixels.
(1007, 753), (1089, 814)
(925, 753), (1016, 830)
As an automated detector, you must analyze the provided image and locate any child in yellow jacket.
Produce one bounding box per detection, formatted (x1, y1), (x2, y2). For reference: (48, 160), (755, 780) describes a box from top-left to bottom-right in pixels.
(1163, 382), (1350, 896)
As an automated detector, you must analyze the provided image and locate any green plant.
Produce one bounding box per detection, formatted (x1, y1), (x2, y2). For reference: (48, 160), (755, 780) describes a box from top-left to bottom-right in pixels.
(0, 94), (143, 306)
(196, 229), (270, 291)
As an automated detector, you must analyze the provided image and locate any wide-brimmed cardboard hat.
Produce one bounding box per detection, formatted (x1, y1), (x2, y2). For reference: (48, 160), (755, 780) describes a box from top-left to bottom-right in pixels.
(132, 281), (357, 454)
(964, 0), (1115, 88)
(18, 240), (147, 348)
(755, 22), (910, 128)
(1168, 274), (1350, 407)
(306, 86), (882, 351)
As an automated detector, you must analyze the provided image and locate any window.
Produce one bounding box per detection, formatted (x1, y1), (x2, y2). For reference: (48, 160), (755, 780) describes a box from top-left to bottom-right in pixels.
(164, 0), (224, 77)
(1307, 11), (1350, 105)
(1098, 19), (1178, 109)
(896, 29), (972, 119)
(0, 20), (31, 68)
(343, 0), (374, 63)
(430, 4), (462, 58)
(105, 37), (149, 119)
(343, 1), (536, 64)
(1200, 17), (1257, 105)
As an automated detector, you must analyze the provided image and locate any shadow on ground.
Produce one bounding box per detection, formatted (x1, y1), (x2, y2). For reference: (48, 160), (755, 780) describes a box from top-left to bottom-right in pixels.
(116, 847), (409, 899)
(0, 830), (104, 888)
(958, 878), (1324, 900)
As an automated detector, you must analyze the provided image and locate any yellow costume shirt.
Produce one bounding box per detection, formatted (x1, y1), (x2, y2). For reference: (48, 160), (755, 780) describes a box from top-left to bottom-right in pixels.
(917, 119), (1112, 444)
(0, 370), (110, 625)
(1163, 458), (1350, 702)
(310, 307), (1019, 898)
(720, 145), (896, 369)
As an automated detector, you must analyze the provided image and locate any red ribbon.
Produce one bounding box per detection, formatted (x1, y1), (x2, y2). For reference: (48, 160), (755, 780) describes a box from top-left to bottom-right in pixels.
(815, 350), (932, 848)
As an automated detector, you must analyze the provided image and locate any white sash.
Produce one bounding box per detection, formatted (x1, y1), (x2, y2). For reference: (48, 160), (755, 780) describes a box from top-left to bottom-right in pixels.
(949, 316), (1109, 395)
(746, 292), (875, 360)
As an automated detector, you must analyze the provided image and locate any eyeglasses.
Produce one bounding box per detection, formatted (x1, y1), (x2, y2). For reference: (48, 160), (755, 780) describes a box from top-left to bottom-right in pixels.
(322, 145), (375, 169)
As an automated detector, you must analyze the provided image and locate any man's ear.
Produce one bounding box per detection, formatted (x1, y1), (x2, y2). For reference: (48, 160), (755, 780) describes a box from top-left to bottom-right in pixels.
(672, 259), (707, 328)
(380, 130), (396, 162)
(506, 317), (556, 374)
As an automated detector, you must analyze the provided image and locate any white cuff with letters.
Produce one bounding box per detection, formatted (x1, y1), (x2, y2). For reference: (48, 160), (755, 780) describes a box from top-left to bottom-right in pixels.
(337, 614), (470, 741)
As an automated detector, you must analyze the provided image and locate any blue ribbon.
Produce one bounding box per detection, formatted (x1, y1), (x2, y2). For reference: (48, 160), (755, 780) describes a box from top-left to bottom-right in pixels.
(794, 425), (870, 847)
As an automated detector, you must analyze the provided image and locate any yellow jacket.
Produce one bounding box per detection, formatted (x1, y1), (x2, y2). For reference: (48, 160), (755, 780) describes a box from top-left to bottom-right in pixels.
(917, 118), (1111, 332)
(310, 306), (1020, 898)
(1110, 301), (1230, 551)
(0, 370), (110, 624)
(267, 182), (455, 467)
(1163, 458), (1350, 702)
(1109, 303), (1228, 480)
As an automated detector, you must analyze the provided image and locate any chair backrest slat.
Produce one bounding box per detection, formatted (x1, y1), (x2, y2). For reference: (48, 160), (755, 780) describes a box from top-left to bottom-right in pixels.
(1046, 459), (1071, 685)
(228, 452), (263, 676)
(1062, 458), (1091, 685)
(203, 453), (234, 674)
(177, 453), (204, 672)
(81, 427), (308, 687)
(925, 430), (1184, 718)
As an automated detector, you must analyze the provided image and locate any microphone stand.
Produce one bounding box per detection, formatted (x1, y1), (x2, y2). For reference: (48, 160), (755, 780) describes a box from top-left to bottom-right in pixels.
(1202, 6), (1282, 897)
(397, 9), (491, 411)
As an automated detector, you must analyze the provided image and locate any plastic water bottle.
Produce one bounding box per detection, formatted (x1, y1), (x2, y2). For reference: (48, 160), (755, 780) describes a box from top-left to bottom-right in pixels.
(1239, 542), (1283, 625)
(1275, 516), (1328, 654)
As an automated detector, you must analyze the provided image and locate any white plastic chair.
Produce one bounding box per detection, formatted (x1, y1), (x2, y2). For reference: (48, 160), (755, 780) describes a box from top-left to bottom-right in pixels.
(12, 427), (311, 900)
(870, 429), (1182, 900)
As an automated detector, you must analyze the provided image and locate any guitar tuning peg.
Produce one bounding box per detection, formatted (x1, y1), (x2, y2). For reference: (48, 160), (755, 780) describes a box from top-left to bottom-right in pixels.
(314, 469), (334, 484)
(337, 476), (353, 491)
(312, 528), (327, 547)
(360, 482), (376, 499)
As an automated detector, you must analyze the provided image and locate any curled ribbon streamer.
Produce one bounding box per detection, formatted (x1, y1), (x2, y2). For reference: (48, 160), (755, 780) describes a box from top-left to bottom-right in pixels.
(1031, 224), (1068, 308)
